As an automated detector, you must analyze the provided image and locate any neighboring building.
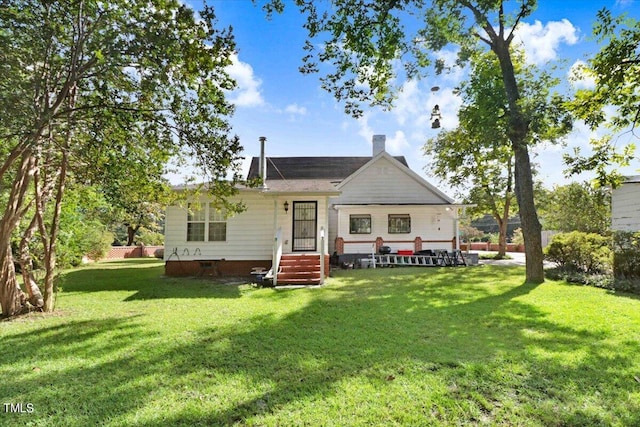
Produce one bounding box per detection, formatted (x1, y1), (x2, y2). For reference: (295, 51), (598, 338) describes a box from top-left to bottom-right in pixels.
(164, 135), (469, 284)
(470, 214), (522, 238)
(612, 175), (640, 232)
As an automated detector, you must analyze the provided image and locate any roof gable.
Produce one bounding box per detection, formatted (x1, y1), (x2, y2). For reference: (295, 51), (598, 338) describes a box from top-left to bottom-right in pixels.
(337, 152), (454, 204)
(246, 156), (409, 181)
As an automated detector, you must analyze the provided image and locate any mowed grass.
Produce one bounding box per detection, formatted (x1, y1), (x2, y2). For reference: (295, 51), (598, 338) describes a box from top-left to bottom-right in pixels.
(1, 260), (640, 426)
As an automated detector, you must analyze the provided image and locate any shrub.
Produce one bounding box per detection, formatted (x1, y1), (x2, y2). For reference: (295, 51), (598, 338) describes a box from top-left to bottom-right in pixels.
(83, 228), (115, 261)
(480, 233), (500, 243)
(612, 231), (640, 280)
(511, 228), (524, 246)
(56, 222), (114, 267)
(460, 224), (484, 242)
(544, 231), (612, 274)
(137, 228), (164, 246)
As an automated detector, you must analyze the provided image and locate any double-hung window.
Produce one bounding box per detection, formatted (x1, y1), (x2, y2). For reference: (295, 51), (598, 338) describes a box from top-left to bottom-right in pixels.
(187, 203), (227, 242)
(388, 214), (411, 234)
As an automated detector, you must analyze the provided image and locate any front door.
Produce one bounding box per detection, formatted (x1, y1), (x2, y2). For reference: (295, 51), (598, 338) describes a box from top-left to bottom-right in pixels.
(292, 201), (317, 252)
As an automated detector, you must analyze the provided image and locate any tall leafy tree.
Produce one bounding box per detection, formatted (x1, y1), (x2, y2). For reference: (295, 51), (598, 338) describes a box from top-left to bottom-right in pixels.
(0, 0), (243, 317)
(566, 9), (639, 186)
(425, 50), (571, 257)
(266, 0), (566, 282)
(538, 182), (611, 235)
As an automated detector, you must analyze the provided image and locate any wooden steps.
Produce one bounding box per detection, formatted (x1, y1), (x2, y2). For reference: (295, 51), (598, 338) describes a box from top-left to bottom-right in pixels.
(277, 254), (322, 285)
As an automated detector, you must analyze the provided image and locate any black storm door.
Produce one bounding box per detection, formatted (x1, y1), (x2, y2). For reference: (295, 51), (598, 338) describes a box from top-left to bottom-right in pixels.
(292, 201), (317, 251)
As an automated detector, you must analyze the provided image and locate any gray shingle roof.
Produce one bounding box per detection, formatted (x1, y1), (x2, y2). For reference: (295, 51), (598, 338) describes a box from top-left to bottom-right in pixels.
(247, 156), (409, 181)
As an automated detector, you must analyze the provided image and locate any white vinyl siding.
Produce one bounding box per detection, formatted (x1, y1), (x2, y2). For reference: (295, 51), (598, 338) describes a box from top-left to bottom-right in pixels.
(335, 206), (455, 253)
(328, 156), (454, 253)
(165, 192), (332, 261)
(164, 192), (275, 261)
(612, 181), (640, 231)
(337, 156), (450, 204)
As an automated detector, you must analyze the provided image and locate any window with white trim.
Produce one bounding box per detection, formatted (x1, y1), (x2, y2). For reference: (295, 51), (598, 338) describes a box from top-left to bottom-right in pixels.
(186, 203), (227, 242)
(388, 214), (411, 234)
(350, 214), (371, 234)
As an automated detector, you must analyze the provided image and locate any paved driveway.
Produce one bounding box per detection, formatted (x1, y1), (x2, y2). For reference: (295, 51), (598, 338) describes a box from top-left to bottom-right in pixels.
(477, 252), (554, 267)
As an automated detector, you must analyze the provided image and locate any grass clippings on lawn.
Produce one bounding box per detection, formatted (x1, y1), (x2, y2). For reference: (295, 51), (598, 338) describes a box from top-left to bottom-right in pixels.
(1, 259), (639, 426)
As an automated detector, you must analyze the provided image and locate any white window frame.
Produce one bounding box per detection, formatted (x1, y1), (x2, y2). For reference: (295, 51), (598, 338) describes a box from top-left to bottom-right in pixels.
(186, 203), (227, 242)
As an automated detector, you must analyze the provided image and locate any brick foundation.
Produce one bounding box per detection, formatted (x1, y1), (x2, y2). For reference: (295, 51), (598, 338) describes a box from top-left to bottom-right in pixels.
(164, 260), (271, 277)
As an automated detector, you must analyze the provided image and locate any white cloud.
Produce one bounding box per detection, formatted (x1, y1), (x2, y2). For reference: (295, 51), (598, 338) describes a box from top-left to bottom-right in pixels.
(284, 104), (307, 115)
(568, 60), (596, 90)
(393, 80), (421, 126)
(356, 111), (375, 143)
(392, 79), (462, 131)
(226, 53), (264, 107)
(515, 19), (579, 65)
(386, 130), (411, 154)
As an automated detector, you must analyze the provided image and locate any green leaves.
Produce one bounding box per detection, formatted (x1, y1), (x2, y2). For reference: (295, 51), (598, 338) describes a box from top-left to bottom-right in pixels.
(0, 1), (245, 313)
(565, 8), (639, 183)
(538, 182), (611, 234)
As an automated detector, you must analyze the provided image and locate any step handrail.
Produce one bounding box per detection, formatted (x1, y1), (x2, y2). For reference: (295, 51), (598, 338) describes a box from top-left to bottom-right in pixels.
(273, 227), (283, 287)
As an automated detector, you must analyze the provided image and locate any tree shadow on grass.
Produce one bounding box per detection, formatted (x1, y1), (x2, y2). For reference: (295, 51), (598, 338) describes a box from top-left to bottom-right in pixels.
(60, 261), (249, 300)
(0, 316), (161, 426)
(132, 266), (639, 426)
(2, 265), (639, 426)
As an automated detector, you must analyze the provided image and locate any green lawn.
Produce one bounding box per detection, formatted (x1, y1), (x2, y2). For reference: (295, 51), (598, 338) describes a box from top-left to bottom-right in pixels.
(1, 260), (639, 426)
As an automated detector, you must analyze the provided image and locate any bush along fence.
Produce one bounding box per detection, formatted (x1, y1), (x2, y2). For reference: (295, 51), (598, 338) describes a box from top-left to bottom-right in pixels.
(105, 246), (164, 260)
(612, 231), (640, 292)
(461, 242), (524, 252)
(543, 231), (640, 294)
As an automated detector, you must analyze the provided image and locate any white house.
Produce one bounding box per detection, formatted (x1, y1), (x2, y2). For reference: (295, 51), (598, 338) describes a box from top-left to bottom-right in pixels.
(164, 135), (469, 284)
(612, 175), (640, 232)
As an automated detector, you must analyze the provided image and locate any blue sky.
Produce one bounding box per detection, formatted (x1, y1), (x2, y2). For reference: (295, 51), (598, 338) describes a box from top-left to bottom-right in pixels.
(182, 0), (639, 196)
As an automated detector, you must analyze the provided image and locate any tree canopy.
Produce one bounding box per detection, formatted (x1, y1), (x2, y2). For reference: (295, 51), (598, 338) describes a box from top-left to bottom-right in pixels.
(268, 0), (555, 282)
(538, 183), (611, 235)
(0, 0), (243, 317)
(425, 49), (571, 256)
(566, 8), (639, 187)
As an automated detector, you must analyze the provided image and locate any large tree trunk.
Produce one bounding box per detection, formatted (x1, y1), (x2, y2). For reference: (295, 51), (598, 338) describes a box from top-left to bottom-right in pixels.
(126, 224), (140, 246)
(19, 216), (45, 310)
(495, 216), (508, 257)
(36, 150), (69, 313)
(0, 150), (36, 317)
(491, 39), (545, 283)
(0, 249), (26, 317)
(512, 144), (544, 282)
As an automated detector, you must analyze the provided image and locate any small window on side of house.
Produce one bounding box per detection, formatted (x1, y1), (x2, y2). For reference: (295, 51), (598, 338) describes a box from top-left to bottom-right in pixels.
(350, 214), (371, 234)
(388, 214), (411, 234)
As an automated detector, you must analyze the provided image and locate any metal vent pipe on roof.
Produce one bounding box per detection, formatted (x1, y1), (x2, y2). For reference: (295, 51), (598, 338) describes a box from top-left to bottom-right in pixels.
(259, 136), (267, 188)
